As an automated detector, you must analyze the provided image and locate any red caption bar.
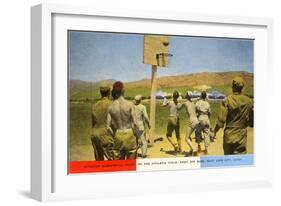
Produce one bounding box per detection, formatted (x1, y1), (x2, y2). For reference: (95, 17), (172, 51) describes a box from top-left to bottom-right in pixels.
(69, 159), (136, 174)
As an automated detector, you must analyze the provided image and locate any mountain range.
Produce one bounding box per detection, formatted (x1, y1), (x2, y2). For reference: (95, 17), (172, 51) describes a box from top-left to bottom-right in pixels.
(70, 71), (253, 92)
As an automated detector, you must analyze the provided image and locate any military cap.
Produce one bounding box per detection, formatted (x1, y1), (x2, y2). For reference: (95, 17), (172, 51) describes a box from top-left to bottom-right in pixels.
(99, 86), (110, 93)
(134, 95), (142, 101)
(232, 76), (246, 90)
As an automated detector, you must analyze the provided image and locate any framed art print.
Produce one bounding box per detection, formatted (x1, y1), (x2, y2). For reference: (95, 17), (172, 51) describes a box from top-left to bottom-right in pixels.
(31, 3), (274, 201)
(68, 31), (254, 174)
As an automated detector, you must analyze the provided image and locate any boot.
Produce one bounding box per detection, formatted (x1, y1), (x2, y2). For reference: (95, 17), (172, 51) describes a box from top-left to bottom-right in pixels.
(184, 149), (194, 157)
(203, 149), (208, 155)
(178, 139), (182, 153)
(197, 144), (202, 153)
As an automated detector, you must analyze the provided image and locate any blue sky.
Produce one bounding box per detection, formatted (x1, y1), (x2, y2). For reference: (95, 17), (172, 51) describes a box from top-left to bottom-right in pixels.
(69, 31), (253, 82)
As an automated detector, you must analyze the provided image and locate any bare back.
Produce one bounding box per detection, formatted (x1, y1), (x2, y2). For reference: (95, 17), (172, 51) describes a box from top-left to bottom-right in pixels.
(107, 96), (135, 130)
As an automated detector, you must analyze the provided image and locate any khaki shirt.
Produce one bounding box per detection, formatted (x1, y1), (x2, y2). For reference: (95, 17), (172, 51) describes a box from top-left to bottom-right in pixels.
(134, 104), (149, 131)
(92, 97), (112, 128)
(216, 93), (253, 144)
(195, 99), (211, 124)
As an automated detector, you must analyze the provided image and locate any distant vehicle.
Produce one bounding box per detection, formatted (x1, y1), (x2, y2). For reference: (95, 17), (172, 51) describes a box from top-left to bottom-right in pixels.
(207, 90), (226, 100)
(187, 90), (226, 100)
(155, 90), (169, 99)
(154, 90), (225, 100)
(188, 91), (201, 99)
(155, 90), (181, 99)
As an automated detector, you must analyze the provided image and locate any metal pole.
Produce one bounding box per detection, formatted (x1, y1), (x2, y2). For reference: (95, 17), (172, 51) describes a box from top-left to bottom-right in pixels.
(149, 65), (157, 146)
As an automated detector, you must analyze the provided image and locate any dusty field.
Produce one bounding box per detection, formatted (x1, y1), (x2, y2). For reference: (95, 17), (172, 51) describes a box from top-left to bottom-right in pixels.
(70, 128), (253, 161)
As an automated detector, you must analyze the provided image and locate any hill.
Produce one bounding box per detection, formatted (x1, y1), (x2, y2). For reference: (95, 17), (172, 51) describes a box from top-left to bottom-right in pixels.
(125, 71), (253, 89)
(70, 79), (116, 93)
(70, 71), (253, 92)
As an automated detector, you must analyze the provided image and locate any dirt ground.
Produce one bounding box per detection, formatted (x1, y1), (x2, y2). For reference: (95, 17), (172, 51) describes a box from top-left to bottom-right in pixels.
(144, 128), (253, 158)
(70, 128), (253, 161)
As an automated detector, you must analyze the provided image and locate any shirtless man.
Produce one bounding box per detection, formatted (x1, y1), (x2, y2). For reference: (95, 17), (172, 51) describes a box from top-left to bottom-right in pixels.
(107, 81), (138, 160)
(182, 92), (199, 156)
(163, 91), (182, 153)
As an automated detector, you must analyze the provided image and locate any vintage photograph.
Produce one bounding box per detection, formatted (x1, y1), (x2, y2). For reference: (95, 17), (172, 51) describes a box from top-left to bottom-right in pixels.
(68, 31), (254, 173)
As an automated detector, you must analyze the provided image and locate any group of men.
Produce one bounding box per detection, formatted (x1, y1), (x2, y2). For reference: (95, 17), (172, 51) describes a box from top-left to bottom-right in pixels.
(91, 76), (253, 161)
(91, 81), (150, 161)
(163, 89), (212, 156)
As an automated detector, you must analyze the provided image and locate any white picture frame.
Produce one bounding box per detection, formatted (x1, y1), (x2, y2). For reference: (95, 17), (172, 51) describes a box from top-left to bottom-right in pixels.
(31, 3), (274, 202)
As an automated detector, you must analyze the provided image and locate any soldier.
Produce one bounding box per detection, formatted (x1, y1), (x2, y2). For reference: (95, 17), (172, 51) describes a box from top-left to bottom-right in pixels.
(91, 86), (114, 161)
(214, 77), (254, 155)
(195, 91), (211, 155)
(182, 92), (199, 156)
(163, 91), (182, 153)
(134, 95), (151, 158)
(106, 81), (138, 160)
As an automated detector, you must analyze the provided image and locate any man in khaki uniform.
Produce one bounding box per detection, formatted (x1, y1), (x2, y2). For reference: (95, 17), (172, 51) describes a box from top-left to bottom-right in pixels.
(195, 91), (211, 155)
(163, 91), (182, 153)
(107, 81), (138, 160)
(91, 86), (114, 161)
(214, 77), (254, 155)
(134, 95), (150, 158)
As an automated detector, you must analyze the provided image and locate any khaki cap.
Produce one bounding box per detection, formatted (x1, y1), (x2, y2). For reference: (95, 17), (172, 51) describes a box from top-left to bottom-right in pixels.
(232, 76), (246, 89)
(99, 86), (110, 93)
(134, 95), (142, 101)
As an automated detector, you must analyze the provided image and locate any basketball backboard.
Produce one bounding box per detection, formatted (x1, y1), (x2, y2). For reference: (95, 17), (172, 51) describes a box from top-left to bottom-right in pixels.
(143, 35), (169, 67)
